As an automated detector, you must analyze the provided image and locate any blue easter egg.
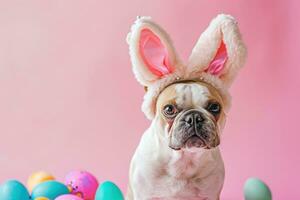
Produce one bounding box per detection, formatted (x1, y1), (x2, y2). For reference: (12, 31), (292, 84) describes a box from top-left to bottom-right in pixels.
(0, 180), (30, 200)
(31, 180), (69, 200)
(95, 181), (124, 200)
(244, 178), (272, 200)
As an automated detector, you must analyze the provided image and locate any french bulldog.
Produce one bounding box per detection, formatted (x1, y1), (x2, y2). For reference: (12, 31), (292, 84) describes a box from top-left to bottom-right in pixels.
(126, 14), (247, 200)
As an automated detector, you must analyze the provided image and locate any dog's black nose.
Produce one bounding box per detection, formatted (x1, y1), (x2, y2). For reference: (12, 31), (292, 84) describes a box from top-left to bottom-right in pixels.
(184, 112), (204, 127)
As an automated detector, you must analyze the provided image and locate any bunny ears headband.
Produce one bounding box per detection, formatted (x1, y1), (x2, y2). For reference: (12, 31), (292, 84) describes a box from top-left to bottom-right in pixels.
(127, 14), (247, 119)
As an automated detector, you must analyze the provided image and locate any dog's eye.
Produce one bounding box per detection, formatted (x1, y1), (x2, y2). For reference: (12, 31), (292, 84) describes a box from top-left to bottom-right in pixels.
(207, 102), (221, 115)
(163, 104), (177, 117)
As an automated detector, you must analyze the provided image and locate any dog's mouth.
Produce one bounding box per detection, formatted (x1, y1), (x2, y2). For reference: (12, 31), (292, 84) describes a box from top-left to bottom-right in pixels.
(169, 135), (207, 151)
(169, 136), (217, 151)
(169, 133), (220, 151)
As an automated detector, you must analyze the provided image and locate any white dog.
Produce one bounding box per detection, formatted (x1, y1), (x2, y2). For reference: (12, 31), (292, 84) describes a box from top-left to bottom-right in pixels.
(126, 14), (247, 200)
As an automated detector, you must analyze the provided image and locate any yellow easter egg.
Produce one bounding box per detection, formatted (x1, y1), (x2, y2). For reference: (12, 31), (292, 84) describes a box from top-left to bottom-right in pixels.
(27, 171), (55, 192)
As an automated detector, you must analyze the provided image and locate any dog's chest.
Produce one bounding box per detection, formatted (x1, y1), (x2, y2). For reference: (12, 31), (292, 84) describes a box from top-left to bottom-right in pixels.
(142, 172), (212, 200)
(139, 152), (219, 199)
(167, 151), (202, 178)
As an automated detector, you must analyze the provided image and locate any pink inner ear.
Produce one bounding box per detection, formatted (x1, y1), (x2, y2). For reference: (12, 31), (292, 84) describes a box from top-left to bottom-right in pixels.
(205, 41), (228, 76)
(139, 28), (174, 77)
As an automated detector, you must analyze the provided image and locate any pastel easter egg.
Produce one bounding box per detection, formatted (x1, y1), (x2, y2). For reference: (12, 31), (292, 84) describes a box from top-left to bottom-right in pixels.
(31, 180), (69, 200)
(244, 178), (272, 200)
(27, 171), (55, 192)
(0, 180), (30, 200)
(55, 194), (83, 200)
(95, 181), (124, 200)
(65, 170), (98, 200)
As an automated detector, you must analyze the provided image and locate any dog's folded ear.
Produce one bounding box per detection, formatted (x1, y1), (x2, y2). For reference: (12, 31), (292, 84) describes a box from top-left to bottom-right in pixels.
(127, 16), (181, 87)
(188, 14), (247, 88)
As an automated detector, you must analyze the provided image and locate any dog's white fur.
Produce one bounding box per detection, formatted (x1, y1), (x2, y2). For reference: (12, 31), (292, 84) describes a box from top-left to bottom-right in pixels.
(127, 83), (226, 200)
(126, 14), (247, 200)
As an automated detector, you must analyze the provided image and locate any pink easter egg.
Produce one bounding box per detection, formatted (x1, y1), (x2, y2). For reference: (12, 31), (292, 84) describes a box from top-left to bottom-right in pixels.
(55, 194), (83, 200)
(65, 170), (99, 200)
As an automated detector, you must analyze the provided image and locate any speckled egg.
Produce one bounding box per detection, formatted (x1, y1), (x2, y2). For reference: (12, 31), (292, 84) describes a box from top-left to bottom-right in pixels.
(0, 180), (30, 200)
(244, 178), (272, 200)
(65, 170), (98, 200)
(31, 180), (69, 200)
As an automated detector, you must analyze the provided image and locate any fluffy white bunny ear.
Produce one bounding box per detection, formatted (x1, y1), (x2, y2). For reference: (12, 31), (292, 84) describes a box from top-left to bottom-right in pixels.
(127, 17), (180, 87)
(188, 14), (247, 88)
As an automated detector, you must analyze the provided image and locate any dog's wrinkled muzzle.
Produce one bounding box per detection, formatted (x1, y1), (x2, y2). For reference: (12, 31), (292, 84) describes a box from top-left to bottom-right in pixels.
(169, 109), (219, 150)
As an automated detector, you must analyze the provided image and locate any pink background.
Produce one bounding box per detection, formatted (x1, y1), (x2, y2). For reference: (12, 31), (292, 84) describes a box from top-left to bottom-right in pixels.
(0, 0), (299, 199)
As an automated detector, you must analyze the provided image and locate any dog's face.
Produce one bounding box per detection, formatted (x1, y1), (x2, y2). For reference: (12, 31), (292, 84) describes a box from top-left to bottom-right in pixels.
(156, 82), (226, 151)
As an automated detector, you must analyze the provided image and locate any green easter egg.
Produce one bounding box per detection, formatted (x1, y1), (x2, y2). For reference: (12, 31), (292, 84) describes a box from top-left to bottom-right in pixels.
(0, 180), (30, 200)
(244, 178), (272, 200)
(31, 180), (69, 200)
(95, 181), (124, 200)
